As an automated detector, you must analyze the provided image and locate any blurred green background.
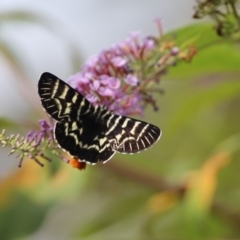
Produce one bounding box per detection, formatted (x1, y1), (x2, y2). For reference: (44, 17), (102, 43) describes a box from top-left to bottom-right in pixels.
(0, 1), (240, 239)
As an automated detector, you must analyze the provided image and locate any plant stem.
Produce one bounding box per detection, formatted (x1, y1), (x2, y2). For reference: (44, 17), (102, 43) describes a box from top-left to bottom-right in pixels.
(229, 0), (240, 27)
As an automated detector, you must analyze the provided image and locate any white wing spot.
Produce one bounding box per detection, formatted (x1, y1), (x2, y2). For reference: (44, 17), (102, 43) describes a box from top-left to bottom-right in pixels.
(106, 116), (121, 135)
(79, 128), (83, 135)
(42, 99), (51, 102)
(59, 86), (68, 99)
(122, 118), (130, 128)
(129, 141), (132, 152)
(148, 132), (154, 140)
(137, 124), (149, 141)
(51, 80), (59, 98)
(144, 136), (151, 145)
(71, 122), (78, 131)
(99, 137), (107, 146)
(46, 104), (55, 109)
(51, 110), (58, 115)
(88, 144), (99, 151)
(106, 114), (114, 128)
(136, 142), (140, 151)
(69, 133), (79, 144)
(130, 122), (141, 135)
(72, 93), (78, 103)
(141, 139), (145, 148)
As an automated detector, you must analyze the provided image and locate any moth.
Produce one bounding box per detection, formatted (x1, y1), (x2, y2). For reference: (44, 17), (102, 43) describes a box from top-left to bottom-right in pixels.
(38, 72), (161, 164)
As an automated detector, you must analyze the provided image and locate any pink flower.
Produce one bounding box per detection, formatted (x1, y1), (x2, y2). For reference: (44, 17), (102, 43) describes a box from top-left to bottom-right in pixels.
(84, 55), (99, 69)
(98, 86), (115, 97)
(85, 93), (98, 103)
(171, 46), (179, 55)
(111, 56), (127, 67)
(80, 72), (93, 84)
(124, 74), (139, 86)
(66, 30), (160, 116)
(142, 38), (155, 51)
(99, 75), (112, 85)
(108, 77), (121, 89)
(90, 80), (100, 91)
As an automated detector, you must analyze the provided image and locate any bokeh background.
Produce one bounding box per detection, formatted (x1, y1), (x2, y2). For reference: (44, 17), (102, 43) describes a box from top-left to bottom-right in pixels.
(1, 0), (240, 239)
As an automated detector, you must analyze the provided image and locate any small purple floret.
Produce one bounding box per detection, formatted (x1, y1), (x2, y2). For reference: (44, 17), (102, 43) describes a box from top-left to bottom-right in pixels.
(125, 74), (139, 86)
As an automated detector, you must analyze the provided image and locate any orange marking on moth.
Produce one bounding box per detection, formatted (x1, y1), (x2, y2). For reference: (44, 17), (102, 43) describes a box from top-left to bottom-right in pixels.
(69, 158), (86, 170)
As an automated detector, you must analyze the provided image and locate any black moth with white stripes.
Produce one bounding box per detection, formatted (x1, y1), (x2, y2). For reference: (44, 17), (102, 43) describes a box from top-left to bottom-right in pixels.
(38, 72), (161, 165)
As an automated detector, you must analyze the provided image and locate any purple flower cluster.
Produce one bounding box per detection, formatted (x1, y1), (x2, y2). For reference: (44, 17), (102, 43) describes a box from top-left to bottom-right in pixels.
(26, 119), (53, 146)
(67, 32), (156, 116)
(1, 19), (197, 169)
(17, 119), (54, 167)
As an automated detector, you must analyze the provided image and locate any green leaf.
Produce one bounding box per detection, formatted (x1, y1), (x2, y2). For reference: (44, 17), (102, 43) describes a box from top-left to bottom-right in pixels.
(0, 191), (52, 240)
(164, 23), (222, 48)
(0, 117), (19, 129)
(0, 10), (54, 27)
(75, 194), (147, 238)
(166, 79), (240, 139)
(165, 23), (240, 79)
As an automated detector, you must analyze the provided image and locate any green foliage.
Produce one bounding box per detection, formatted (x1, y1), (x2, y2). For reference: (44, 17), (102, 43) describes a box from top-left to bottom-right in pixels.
(0, 118), (19, 130)
(0, 191), (52, 240)
(76, 194), (147, 238)
(1, 7), (240, 240)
